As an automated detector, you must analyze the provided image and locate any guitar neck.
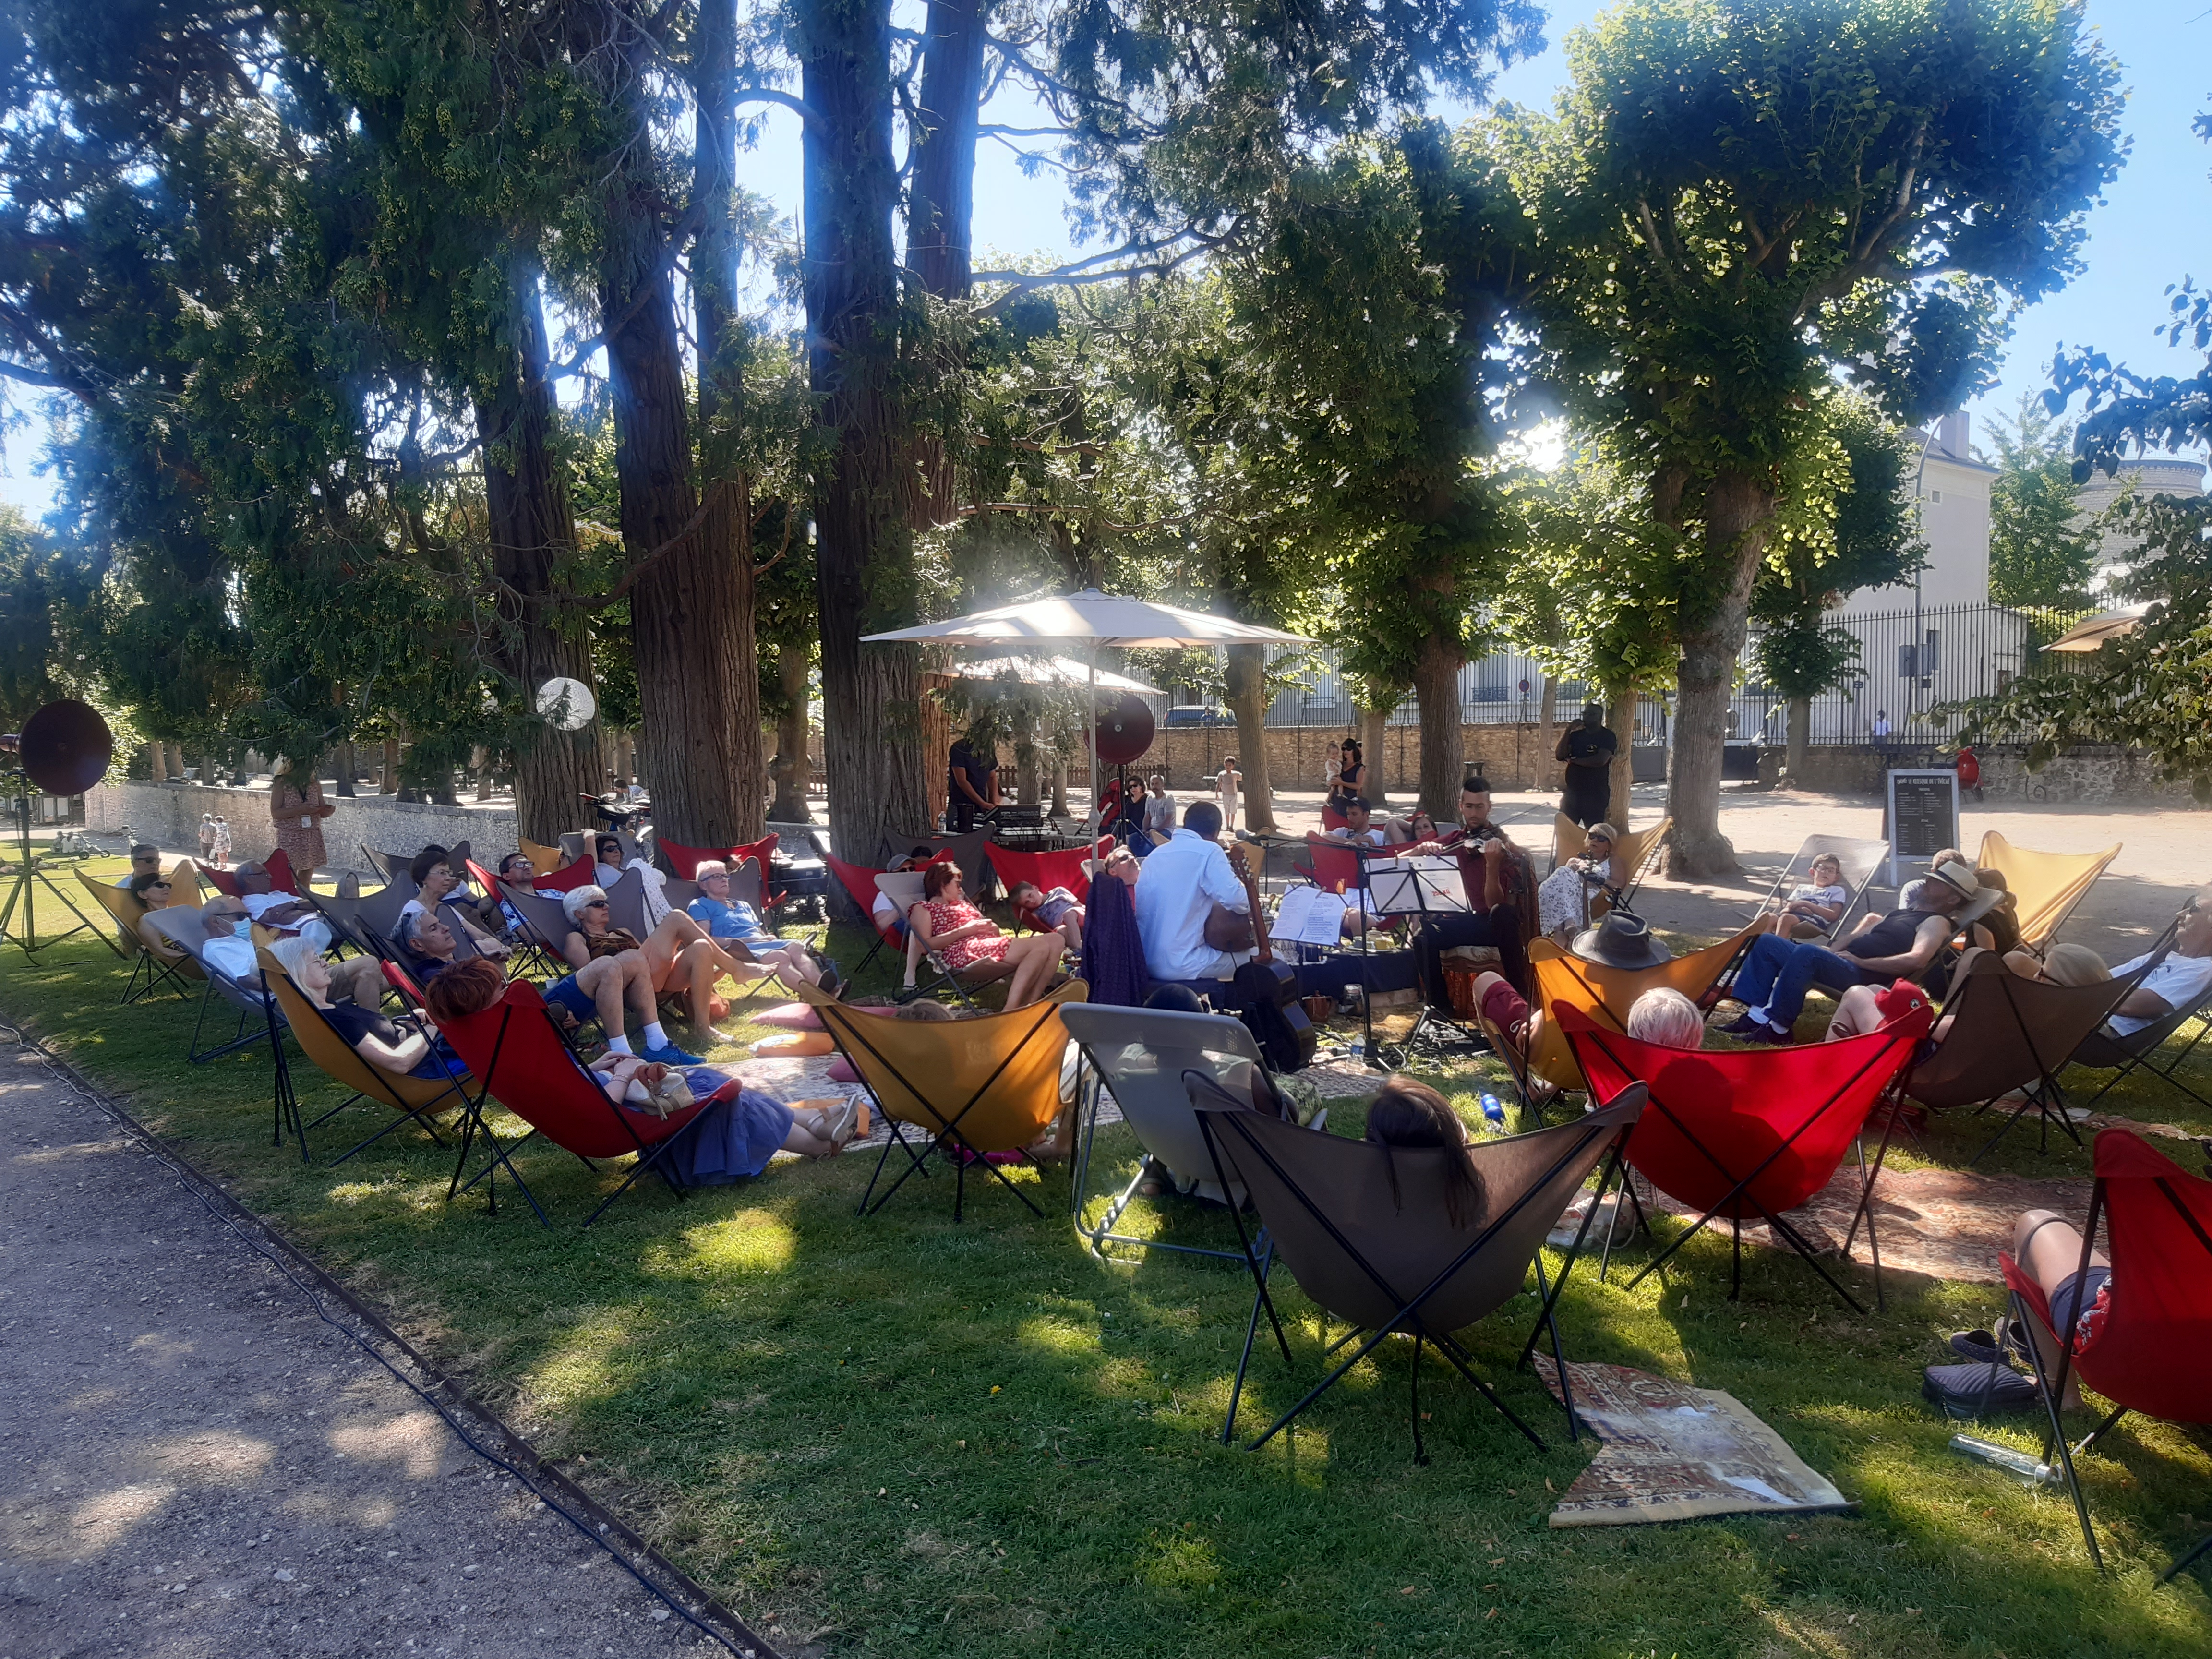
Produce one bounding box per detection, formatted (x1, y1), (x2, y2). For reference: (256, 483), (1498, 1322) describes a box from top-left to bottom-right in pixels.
(1232, 851), (1274, 963)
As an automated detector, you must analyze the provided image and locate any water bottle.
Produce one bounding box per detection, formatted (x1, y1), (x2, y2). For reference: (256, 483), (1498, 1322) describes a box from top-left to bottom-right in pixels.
(1948, 1433), (2055, 1485)
(1479, 1092), (1506, 1130)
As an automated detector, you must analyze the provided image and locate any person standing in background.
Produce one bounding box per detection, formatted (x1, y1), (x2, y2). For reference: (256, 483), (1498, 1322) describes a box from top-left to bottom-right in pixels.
(209, 815), (232, 868)
(946, 727), (999, 832)
(269, 757), (335, 880)
(1556, 704), (1617, 830)
(197, 813), (217, 866)
(1216, 755), (1242, 834)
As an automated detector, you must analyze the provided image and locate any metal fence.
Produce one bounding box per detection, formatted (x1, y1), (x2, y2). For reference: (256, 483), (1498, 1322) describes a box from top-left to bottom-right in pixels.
(1147, 600), (2090, 746)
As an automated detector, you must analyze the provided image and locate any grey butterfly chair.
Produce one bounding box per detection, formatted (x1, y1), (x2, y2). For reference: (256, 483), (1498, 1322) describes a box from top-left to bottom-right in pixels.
(1190, 1086), (1645, 1459)
(144, 908), (290, 1067)
(1059, 1002), (1326, 1263)
(1747, 834), (1891, 939)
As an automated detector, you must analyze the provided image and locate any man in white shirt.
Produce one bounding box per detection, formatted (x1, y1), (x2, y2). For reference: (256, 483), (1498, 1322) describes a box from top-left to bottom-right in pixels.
(231, 862), (333, 953)
(2105, 902), (2212, 1039)
(1131, 801), (1252, 984)
(1322, 797), (1389, 847)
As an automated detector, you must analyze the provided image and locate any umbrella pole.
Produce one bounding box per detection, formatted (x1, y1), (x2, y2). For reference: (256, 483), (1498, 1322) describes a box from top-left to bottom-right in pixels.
(1086, 650), (1100, 846)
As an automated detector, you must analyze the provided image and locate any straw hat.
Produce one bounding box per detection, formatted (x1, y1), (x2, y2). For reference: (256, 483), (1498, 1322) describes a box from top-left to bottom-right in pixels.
(1925, 857), (2005, 926)
(1570, 910), (1671, 970)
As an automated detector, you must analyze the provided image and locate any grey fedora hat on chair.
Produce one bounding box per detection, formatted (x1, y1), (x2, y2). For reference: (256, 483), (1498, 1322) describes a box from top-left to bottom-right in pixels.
(1571, 909), (1672, 970)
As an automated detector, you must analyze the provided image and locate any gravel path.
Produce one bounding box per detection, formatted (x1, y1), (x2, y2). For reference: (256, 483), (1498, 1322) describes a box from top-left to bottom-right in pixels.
(0, 1033), (762, 1659)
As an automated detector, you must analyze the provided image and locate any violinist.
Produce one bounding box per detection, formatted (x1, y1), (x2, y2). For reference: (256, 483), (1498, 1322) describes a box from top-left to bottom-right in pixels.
(1395, 774), (1534, 1004)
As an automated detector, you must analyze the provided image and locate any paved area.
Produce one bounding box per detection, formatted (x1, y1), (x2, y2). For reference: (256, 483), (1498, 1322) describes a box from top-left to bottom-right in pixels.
(0, 1035), (742, 1659)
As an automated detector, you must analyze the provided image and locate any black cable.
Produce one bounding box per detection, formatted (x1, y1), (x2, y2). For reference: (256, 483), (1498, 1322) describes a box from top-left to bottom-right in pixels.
(1, 1021), (769, 1659)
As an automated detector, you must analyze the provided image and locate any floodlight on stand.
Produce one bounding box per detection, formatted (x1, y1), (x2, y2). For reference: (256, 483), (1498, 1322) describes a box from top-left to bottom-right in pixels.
(535, 676), (597, 732)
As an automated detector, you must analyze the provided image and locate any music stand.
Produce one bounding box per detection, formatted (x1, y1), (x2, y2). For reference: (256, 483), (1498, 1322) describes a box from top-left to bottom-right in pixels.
(1365, 854), (1488, 1066)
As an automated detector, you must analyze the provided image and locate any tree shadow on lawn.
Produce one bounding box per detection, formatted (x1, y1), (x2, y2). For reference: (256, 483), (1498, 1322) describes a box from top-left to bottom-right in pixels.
(7, 933), (2209, 1657)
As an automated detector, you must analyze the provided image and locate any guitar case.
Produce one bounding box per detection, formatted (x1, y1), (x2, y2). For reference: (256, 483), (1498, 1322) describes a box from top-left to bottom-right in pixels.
(1232, 958), (1318, 1074)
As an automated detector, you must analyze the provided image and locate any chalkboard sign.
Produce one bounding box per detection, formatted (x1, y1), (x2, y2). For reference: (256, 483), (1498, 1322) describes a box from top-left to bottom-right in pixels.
(1886, 769), (1960, 887)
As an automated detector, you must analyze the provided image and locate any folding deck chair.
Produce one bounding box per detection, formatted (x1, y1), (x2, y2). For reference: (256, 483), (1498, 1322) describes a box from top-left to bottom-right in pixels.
(435, 978), (718, 1229)
(1552, 816), (1672, 909)
(985, 841), (1098, 937)
(357, 847), (421, 889)
(76, 873), (199, 1004)
(2003, 1127), (2212, 1581)
(517, 836), (566, 877)
(1976, 830), (2120, 950)
(1904, 950), (2137, 1163)
(1524, 926), (1763, 1095)
(796, 979), (1086, 1222)
(144, 908), (290, 1065)
(876, 869), (1008, 1007)
(2070, 978), (2212, 1115)
(877, 827), (992, 899)
(826, 850), (922, 980)
(1059, 1002), (1325, 1262)
(1561, 1006), (1929, 1312)
(1192, 1089), (1646, 1456)
(657, 832), (778, 881)
(261, 954), (469, 1167)
(563, 828), (646, 867)
(1747, 834), (1889, 938)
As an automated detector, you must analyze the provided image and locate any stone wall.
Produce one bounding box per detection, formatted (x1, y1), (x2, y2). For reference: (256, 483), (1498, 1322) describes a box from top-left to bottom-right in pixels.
(1779, 743), (2204, 806)
(86, 780), (521, 876)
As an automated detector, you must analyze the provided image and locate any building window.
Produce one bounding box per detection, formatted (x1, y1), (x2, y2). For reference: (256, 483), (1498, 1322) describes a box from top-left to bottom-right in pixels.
(1928, 489), (1943, 504)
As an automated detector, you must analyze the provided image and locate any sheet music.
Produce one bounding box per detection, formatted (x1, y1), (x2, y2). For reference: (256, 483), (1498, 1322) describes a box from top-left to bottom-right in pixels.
(1367, 859), (1469, 914)
(1272, 885), (1350, 946)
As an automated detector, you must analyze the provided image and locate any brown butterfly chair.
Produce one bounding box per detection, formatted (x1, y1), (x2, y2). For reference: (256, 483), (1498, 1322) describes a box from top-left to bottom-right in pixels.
(260, 951), (470, 1168)
(1525, 926), (1763, 1094)
(1975, 830), (2119, 950)
(795, 979), (1087, 1221)
(1189, 1083), (1646, 1458)
(76, 871), (199, 1004)
(1905, 948), (2141, 1164)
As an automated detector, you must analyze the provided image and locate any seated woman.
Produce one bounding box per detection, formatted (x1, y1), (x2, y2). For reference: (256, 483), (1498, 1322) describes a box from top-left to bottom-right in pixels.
(1996, 1203), (2112, 1410)
(1362, 1076), (1482, 1225)
(266, 935), (466, 1082)
(1468, 974), (1703, 1092)
(422, 960), (860, 1168)
(1536, 821), (1620, 946)
(686, 859), (833, 990)
(1766, 851), (1851, 940)
(124, 870), (187, 958)
(904, 862), (1062, 1009)
(558, 885), (773, 1062)
(1006, 879), (1085, 953)
(593, 832), (674, 926)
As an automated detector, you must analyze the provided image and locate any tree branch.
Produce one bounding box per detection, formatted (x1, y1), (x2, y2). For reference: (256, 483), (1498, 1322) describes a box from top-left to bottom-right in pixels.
(568, 480), (729, 612)
(734, 85), (828, 137)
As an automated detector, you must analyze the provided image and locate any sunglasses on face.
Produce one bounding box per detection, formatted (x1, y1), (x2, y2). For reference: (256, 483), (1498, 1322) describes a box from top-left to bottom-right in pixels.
(584, 900), (610, 911)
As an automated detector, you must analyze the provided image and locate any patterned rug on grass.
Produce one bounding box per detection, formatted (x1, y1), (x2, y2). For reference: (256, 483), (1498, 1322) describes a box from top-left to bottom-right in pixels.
(1532, 1358), (1850, 1528)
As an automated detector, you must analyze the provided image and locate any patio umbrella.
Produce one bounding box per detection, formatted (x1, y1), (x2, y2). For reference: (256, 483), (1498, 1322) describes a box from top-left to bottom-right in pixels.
(2044, 603), (2151, 653)
(864, 589), (1311, 836)
(952, 654), (1163, 696)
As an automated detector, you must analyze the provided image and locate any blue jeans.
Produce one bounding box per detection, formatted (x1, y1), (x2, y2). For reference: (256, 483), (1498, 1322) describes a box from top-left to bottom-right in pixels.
(1732, 932), (1868, 1026)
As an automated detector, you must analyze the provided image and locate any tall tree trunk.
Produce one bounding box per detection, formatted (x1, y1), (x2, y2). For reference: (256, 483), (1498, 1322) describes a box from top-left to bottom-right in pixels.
(1664, 469), (1774, 878)
(582, 8), (754, 850)
(768, 641), (813, 823)
(1050, 756), (1068, 817)
(691, 0), (765, 842)
(379, 738), (398, 795)
(146, 740), (167, 781)
(1785, 697), (1810, 785)
(905, 0), (987, 526)
(801, 0), (927, 902)
(1412, 627), (1464, 818)
(476, 261), (606, 844)
(333, 740), (355, 797)
(1536, 674), (1556, 800)
(1360, 703), (1390, 802)
(1223, 643), (1274, 832)
(1600, 676), (1635, 828)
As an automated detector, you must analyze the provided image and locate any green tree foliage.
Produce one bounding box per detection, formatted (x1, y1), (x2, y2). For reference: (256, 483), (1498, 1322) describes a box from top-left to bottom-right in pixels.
(1984, 394), (2107, 610)
(1493, 0), (2123, 874)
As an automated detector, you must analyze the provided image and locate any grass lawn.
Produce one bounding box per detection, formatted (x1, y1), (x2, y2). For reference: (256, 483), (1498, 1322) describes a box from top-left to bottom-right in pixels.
(7, 856), (2211, 1658)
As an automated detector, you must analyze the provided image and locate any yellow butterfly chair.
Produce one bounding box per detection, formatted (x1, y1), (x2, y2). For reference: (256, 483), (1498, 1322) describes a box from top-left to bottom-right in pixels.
(1975, 830), (2120, 950)
(76, 871), (200, 1004)
(518, 837), (566, 878)
(1551, 815), (1673, 913)
(1526, 924), (1761, 1093)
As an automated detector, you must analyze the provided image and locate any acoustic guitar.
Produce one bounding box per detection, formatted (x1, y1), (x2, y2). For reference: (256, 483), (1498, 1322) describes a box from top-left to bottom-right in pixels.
(1226, 842), (1318, 1071)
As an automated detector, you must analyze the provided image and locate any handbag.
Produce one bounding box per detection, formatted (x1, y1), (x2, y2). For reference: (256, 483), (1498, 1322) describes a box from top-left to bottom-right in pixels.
(1203, 902), (1255, 953)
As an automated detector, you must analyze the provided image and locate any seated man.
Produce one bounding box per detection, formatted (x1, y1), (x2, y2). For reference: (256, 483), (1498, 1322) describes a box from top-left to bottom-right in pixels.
(687, 858), (832, 990)
(1322, 797), (1387, 848)
(401, 846), (511, 960)
(2100, 898), (2212, 1045)
(194, 894), (383, 1005)
(559, 884), (770, 1061)
(1997, 1203), (2113, 1410)
(1536, 820), (1620, 946)
(1824, 942), (2106, 1043)
(116, 842), (164, 890)
(394, 907), (468, 986)
(490, 851), (539, 936)
(1722, 856), (1995, 1042)
(1130, 800), (1252, 986)
(1396, 774), (1534, 1006)
(231, 861), (331, 950)
(1007, 879), (1085, 953)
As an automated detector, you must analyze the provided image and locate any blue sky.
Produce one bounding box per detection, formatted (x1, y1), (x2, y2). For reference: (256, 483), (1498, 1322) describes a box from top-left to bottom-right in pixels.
(2, 0), (2203, 518)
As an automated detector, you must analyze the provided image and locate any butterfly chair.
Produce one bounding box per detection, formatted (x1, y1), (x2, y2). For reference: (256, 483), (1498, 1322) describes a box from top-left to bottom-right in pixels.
(1059, 1002), (1327, 1263)
(517, 837), (565, 877)
(259, 954), (468, 1168)
(1747, 834), (1890, 939)
(984, 842), (1096, 936)
(358, 846), (425, 889)
(877, 827), (993, 900)
(1553, 816), (1672, 907)
(797, 979), (1086, 1222)
(1294, 833), (1367, 896)
(825, 852), (898, 978)
(1904, 950), (2137, 1163)
(877, 869), (1005, 1008)
(563, 828), (646, 867)
(76, 873), (200, 1004)
(1976, 830), (2120, 950)
(2071, 974), (2212, 1115)
(1191, 1087), (1646, 1456)
(1524, 927), (1764, 1095)
(658, 831), (778, 881)
(435, 978), (717, 1230)
(143, 908), (289, 1066)
(1561, 1006), (1930, 1313)
(2003, 1127), (2212, 1580)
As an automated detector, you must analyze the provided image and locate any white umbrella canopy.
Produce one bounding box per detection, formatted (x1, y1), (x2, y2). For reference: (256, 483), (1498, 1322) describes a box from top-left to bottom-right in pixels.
(2044, 603), (2151, 653)
(863, 589), (1311, 835)
(951, 654), (1163, 695)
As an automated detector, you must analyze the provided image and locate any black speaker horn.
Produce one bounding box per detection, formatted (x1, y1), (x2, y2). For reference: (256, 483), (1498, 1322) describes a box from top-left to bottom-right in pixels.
(17, 700), (114, 797)
(1092, 694), (1155, 766)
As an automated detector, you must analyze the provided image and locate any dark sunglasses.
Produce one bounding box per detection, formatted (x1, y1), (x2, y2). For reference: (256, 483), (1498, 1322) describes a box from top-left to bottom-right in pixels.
(584, 899), (610, 910)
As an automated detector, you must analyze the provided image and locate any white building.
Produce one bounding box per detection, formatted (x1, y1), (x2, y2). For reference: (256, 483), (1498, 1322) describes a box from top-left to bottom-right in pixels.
(1836, 412), (1997, 614)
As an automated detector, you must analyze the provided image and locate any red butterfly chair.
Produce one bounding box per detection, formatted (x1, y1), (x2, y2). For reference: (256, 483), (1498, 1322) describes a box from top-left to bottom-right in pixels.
(527, 855), (601, 895)
(435, 978), (718, 1230)
(197, 847), (303, 897)
(1560, 1004), (1930, 1312)
(985, 842), (1095, 936)
(827, 849), (954, 980)
(1294, 833), (1364, 895)
(1319, 800), (1348, 833)
(2004, 1128), (2212, 1581)
(658, 831), (780, 885)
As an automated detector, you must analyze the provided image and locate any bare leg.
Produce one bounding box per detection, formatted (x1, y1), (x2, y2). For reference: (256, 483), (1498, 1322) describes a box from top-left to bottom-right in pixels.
(767, 942), (821, 988)
(1823, 985), (1885, 1042)
(1003, 934), (1062, 1009)
(2011, 1209), (2109, 1405)
(1057, 917), (1083, 954)
(642, 911), (754, 989)
(779, 1103), (855, 1157)
(575, 955), (629, 1038)
(328, 955), (389, 1007)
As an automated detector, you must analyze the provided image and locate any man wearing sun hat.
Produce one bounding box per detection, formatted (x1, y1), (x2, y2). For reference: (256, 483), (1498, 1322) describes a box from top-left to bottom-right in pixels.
(1721, 855), (2002, 1043)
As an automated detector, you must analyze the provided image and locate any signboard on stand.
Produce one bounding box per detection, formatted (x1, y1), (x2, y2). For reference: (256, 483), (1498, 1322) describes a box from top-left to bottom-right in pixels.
(1885, 768), (1959, 888)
